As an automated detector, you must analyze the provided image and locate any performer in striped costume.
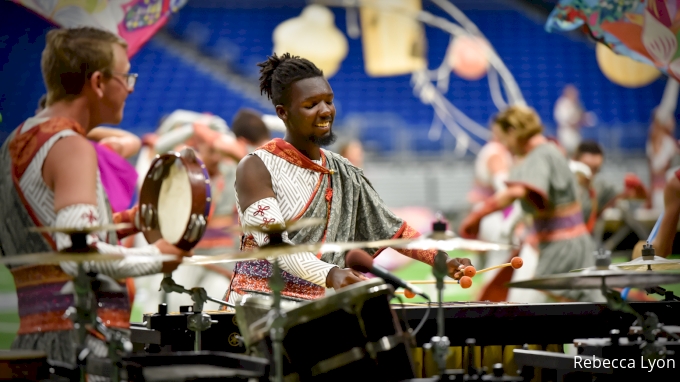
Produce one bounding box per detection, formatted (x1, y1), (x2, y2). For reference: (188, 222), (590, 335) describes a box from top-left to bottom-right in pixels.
(0, 27), (189, 378)
(222, 53), (473, 308)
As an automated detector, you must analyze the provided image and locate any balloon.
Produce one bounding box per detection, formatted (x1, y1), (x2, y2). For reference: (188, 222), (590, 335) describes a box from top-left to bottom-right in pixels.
(596, 43), (661, 88)
(447, 36), (489, 81)
(273, 5), (348, 79)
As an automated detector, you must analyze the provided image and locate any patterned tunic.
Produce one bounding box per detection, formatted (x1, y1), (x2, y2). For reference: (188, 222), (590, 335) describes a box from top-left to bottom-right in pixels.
(222, 138), (441, 308)
(507, 142), (604, 302)
(0, 117), (162, 375)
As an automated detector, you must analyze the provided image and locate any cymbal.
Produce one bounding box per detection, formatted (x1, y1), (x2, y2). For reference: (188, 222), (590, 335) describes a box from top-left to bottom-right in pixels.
(184, 238), (415, 265)
(389, 237), (512, 252)
(507, 268), (680, 290)
(29, 223), (133, 234)
(613, 256), (680, 271)
(225, 218), (325, 234)
(0, 252), (126, 265)
(0, 252), (178, 265)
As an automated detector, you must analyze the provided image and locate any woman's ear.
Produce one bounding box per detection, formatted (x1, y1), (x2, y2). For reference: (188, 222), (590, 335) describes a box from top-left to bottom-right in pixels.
(275, 105), (287, 124)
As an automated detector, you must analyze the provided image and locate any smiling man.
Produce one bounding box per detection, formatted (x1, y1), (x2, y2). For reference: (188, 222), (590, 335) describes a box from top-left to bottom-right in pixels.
(222, 53), (472, 306)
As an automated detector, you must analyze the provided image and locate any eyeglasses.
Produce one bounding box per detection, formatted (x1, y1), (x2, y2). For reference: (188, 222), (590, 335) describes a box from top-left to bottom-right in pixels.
(111, 71), (138, 90)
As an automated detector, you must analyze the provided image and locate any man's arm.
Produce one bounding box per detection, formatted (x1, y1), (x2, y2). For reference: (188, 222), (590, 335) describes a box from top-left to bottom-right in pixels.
(652, 176), (680, 257)
(43, 135), (187, 278)
(459, 185), (527, 238)
(87, 127), (141, 159)
(235, 155), (364, 288)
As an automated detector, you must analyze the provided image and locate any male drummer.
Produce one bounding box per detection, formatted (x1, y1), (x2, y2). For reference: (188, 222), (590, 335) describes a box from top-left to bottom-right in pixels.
(155, 108), (274, 310)
(0, 27), (189, 375)
(572, 141), (647, 234)
(222, 53), (472, 307)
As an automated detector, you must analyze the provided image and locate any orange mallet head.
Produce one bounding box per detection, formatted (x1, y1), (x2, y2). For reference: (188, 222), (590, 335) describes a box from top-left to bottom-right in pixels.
(511, 257), (523, 269)
(463, 266), (476, 277)
(459, 276), (472, 289)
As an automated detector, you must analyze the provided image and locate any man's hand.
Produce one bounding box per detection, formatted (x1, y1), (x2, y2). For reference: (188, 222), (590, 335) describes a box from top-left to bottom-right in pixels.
(446, 257), (473, 280)
(154, 239), (192, 273)
(623, 173), (647, 200)
(325, 267), (368, 289)
(459, 213), (482, 239)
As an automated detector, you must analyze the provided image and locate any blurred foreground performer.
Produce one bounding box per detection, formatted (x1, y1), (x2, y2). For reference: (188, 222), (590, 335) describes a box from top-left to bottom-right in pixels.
(459, 106), (604, 302)
(38, 94), (141, 213)
(0, 27), (188, 376)
(571, 141), (647, 234)
(647, 172), (680, 258)
(222, 53), (473, 308)
(647, 107), (678, 210)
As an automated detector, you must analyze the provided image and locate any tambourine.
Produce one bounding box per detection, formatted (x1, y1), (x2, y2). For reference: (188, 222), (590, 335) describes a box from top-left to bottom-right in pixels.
(139, 149), (211, 251)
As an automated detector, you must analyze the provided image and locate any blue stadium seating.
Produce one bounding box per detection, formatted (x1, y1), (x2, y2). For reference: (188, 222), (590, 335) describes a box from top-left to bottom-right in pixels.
(1, 0), (676, 154)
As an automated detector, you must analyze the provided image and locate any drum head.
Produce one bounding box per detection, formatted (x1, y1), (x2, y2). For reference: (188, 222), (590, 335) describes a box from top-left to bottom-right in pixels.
(248, 278), (392, 343)
(158, 161), (193, 244)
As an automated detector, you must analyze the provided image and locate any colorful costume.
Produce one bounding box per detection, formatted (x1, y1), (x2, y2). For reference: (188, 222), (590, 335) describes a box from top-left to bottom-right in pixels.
(0, 117), (162, 377)
(222, 139), (441, 307)
(505, 142), (604, 302)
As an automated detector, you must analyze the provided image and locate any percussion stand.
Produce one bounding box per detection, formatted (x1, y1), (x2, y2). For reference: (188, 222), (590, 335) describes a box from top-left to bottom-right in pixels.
(62, 232), (99, 382)
(639, 243), (680, 301)
(159, 275), (235, 351)
(594, 249), (673, 360)
(423, 251), (450, 378)
(263, 232), (287, 382)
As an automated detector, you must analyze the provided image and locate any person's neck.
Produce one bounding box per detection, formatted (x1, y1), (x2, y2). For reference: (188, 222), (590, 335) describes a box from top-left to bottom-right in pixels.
(283, 134), (321, 161)
(521, 134), (547, 155)
(36, 97), (96, 133)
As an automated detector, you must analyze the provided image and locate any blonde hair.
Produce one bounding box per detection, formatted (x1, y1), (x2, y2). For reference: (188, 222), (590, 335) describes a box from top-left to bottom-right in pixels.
(41, 27), (128, 105)
(493, 105), (543, 141)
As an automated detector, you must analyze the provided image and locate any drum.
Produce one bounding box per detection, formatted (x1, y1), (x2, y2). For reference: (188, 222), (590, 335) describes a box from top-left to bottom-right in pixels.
(234, 292), (305, 350)
(0, 350), (48, 381)
(249, 279), (415, 382)
(139, 149), (211, 250)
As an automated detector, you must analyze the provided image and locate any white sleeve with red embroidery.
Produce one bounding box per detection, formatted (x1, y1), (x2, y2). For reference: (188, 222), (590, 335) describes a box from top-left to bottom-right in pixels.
(55, 204), (163, 279)
(243, 197), (336, 287)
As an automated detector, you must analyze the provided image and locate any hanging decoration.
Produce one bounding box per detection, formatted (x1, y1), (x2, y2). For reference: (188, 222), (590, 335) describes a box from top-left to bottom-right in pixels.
(12, 0), (188, 57)
(272, 4), (349, 79)
(546, 0), (680, 83)
(447, 35), (490, 81)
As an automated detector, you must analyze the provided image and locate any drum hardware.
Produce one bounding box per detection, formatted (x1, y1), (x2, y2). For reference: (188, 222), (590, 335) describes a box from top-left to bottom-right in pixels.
(510, 249), (680, 367)
(158, 273), (234, 351)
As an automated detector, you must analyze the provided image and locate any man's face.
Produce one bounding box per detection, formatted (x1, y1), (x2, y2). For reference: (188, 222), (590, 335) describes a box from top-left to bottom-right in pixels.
(196, 141), (221, 176)
(279, 77), (336, 146)
(99, 43), (133, 125)
(576, 153), (603, 176)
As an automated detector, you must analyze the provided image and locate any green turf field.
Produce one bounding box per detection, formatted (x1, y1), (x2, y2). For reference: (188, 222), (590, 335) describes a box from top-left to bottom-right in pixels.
(1, 253), (679, 350)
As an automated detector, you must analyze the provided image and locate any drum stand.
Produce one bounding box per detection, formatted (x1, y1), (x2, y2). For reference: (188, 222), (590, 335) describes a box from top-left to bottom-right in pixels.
(159, 274), (235, 351)
(61, 232), (136, 382)
(423, 251), (450, 378)
(595, 249), (677, 361)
